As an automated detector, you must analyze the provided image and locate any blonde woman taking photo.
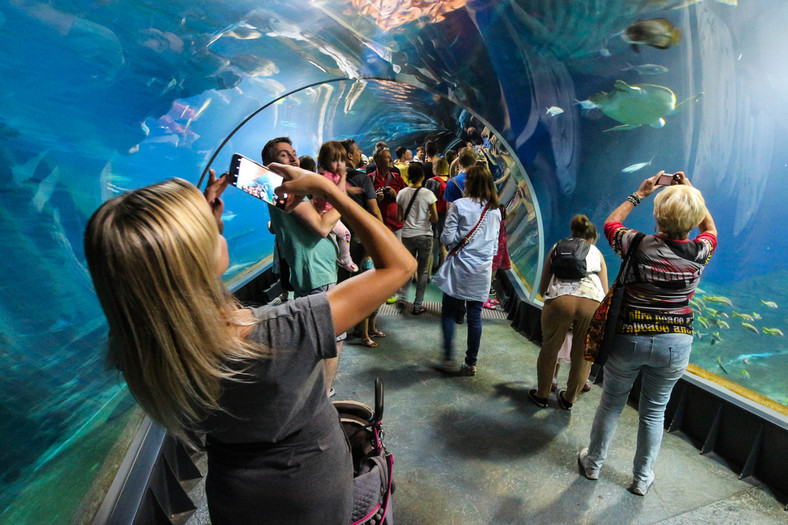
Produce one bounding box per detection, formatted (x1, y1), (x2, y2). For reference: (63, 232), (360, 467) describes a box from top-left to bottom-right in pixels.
(577, 171), (717, 497)
(84, 165), (416, 524)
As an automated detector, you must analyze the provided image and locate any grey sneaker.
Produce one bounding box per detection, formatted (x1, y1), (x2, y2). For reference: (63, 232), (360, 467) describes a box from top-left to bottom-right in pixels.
(577, 448), (600, 480)
(629, 472), (655, 496)
(458, 363), (477, 376)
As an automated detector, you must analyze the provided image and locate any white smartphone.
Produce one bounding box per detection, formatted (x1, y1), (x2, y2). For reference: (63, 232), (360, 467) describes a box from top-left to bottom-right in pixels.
(228, 153), (288, 209)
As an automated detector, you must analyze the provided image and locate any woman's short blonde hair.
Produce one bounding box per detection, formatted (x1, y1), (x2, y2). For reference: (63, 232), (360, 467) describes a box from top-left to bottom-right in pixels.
(85, 178), (261, 442)
(653, 185), (706, 239)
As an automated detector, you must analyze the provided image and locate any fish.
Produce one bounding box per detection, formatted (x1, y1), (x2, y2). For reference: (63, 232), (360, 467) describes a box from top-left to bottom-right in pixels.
(761, 300), (778, 308)
(599, 48), (612, 58)
(752, 312), (762, 320)
(716, 320), (730, 330)
(716, 356), (729, 374)
(622, 157), (654, 173)
(732, 312), (755, 322)
(697, 317), (710, 330)
(575, 99), (600, 111)
(589, 81), (702, 132)
(741, 323), (759, 334)
(740, 369), (750, 380)
(703, 295), (734, 307)
(690, 297), (706, 310)
(762, 328), (784, 336)
(622, 63), (669, 76)
(737, 352), (777, 361)
(621, 18), (682, 53)
(704, 307), (719, 317)
(710, 332), (723, 345)
(546, 106), (564, 117)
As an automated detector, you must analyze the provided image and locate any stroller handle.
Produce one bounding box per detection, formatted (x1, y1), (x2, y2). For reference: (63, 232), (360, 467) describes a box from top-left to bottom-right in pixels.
(374, 377), (384, 422)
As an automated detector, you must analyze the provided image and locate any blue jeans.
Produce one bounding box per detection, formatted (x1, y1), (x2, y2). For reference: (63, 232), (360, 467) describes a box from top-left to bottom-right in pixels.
(441, 293), (483, 366)
(586, 333), (692, 483)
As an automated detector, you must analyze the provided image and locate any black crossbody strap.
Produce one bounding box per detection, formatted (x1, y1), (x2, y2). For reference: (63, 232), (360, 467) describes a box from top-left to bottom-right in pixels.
(615, 232), (645, 285)
(448, 203), (490, 257)
(402, 187), (423, 222)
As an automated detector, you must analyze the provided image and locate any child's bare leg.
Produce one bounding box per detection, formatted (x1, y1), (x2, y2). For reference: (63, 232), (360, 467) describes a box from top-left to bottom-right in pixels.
(332, 220), (358, 272)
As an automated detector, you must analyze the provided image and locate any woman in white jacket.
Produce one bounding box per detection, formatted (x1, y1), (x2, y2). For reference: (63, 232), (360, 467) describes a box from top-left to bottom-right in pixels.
(431, 165), (501, 376)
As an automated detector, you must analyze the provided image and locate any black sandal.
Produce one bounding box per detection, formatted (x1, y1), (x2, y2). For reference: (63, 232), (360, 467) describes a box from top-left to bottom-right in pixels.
(528, 389), (549, 408)
(557, 390), (573, 411)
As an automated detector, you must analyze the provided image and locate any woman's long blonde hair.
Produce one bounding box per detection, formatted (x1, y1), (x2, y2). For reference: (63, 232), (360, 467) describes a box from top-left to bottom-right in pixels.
(84, 178), (261, 442)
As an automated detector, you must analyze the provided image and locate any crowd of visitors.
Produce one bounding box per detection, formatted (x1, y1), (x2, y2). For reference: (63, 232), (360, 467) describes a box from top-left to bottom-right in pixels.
(83, 120), (716, 521)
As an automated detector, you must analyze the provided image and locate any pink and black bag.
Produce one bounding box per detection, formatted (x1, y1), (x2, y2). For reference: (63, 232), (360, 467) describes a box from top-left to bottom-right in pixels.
(334, 378), (394, 525)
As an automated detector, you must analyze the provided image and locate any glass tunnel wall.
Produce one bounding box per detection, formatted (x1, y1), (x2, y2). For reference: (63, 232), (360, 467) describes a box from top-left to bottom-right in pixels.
(1, 0), (786, 521)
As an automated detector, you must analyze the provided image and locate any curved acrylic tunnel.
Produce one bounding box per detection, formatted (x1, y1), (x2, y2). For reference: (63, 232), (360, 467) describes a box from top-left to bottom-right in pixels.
(1, 0), (787, 521)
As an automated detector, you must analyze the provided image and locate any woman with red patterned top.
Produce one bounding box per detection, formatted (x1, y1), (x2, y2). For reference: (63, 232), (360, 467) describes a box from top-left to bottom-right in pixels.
(577, 171), (717, 497)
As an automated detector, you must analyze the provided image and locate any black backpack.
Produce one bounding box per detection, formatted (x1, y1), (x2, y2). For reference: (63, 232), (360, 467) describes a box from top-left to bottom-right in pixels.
(551, 238), (590, 280)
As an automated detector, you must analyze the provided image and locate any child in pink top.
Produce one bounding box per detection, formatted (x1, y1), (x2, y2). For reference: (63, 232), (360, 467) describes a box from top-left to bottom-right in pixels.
(315, 141), (357, 273)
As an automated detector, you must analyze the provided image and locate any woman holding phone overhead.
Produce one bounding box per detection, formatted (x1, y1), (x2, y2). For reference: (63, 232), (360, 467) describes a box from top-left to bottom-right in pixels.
(577, 171), (717, 497)
(84, 165), (416, 524)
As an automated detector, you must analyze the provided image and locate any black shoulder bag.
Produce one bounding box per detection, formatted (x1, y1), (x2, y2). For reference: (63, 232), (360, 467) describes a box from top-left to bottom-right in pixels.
(584, 232), (646, 366)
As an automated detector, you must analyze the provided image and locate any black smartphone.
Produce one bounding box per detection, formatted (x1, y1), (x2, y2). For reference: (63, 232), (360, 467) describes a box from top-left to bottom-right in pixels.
(228, 154), (287, 208)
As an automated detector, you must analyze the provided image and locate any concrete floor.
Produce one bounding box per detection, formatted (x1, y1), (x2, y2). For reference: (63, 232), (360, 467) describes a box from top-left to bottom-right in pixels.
(186, 284), (787, 524)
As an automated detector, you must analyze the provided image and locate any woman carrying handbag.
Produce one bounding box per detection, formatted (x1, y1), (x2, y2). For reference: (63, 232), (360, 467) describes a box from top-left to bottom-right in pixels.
(577, 171), (717, 497)
(430, 165), (501, 376)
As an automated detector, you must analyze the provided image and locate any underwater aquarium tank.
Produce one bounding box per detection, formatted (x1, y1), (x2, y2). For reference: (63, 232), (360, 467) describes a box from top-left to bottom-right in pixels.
(1, 0), (786, 521)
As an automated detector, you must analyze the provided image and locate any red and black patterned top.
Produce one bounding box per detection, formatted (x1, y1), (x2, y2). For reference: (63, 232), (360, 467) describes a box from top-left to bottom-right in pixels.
(605, 221), (717, 336)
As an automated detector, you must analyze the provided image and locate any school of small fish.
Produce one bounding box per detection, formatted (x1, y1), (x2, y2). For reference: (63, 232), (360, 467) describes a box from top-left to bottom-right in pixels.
(690, 291), (784, 386)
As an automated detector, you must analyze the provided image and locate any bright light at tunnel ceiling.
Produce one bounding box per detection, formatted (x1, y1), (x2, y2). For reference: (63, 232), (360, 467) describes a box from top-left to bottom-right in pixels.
(341, 0), (469, 31)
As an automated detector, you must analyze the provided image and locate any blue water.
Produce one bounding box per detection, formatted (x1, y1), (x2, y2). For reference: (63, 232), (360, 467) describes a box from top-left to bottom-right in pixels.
(1, 0), (786, 521)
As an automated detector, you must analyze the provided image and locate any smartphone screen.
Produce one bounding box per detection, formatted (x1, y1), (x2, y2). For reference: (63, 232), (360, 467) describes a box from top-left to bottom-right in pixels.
(229, 154), (287, 208)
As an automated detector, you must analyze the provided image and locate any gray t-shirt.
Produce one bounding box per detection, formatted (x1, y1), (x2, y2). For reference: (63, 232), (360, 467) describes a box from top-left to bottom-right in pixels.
(200, 294), (352, 524)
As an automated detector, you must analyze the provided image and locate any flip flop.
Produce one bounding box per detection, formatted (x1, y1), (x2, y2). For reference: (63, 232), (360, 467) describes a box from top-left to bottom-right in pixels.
(370, 330), (386, 338)
(361, 338), (378, 348)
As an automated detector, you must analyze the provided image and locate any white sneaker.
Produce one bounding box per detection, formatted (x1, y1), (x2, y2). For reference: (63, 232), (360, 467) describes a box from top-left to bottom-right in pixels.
(577, 448), (600, 480)
(629, 472), (655, 496)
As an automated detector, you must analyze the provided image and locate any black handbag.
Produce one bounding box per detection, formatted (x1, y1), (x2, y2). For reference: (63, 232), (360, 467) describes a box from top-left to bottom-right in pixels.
(584, 232), (645, 366)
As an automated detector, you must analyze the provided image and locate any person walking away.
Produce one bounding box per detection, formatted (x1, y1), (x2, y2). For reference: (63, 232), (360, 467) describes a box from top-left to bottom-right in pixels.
(396, 162), (438, 315)
(425, 157), (450, 273)
(528, 214), (608, 410)
(431, 165), (501, 376)
(578, 171), (717, 497)
(443, 146), (478, 205)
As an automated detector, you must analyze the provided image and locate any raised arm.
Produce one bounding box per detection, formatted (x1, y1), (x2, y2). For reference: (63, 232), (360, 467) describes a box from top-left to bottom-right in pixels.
(605, 171), (662, 225)
(676, 172), (717, 237)
(268, 164), (416, 335)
